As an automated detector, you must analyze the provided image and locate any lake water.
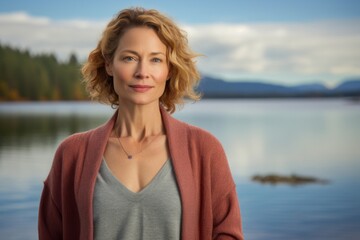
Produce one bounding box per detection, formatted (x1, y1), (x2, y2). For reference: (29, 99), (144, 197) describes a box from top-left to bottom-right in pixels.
(0, 99), (360, 239)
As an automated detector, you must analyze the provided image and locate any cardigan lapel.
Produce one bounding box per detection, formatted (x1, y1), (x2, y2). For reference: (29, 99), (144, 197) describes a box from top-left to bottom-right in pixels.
(78, 107), (196, 239)
(160, 107), (197, 239)
(77, 111), (117, 240)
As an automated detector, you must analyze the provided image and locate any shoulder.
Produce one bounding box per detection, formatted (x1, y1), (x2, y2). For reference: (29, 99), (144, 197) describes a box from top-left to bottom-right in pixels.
(185, 123), (236, 195)
(186, 122), (224, 152)
(57, 119), (109, 151)
(163, 108), (227, 158)
(47, 131), (88, 176)
(45, 128), (99, 183)
(162, 107), (219, 145)
(56, 130), (92, 155)
(56, 111), (116, 154)
(171, 117), (225, 156)
(173, 117), (236, 192)
(51, 124), (104, 169)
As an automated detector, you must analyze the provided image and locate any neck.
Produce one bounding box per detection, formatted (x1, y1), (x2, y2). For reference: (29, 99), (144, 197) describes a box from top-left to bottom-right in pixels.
(114, 103), (164, 141)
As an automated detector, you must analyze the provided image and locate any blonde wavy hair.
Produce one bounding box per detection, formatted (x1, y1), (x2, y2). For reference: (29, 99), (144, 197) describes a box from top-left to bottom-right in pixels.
(82, 7), (201, 113)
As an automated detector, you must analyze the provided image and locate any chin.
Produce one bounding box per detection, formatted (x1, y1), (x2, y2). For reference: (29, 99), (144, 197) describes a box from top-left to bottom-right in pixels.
(121, 97), (160, 107)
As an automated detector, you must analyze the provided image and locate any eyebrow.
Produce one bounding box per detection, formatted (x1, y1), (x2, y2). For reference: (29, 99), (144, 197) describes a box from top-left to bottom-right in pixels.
(120, 49), (166, 56)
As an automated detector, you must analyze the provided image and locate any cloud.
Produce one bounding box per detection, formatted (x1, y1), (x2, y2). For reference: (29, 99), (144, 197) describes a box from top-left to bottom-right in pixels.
(184, 21), (360, 82)
(0, 12), (106, 61)
(1, 12), (360, 84)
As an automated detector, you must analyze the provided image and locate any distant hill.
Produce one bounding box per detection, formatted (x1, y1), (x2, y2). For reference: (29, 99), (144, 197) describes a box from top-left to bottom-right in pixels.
(197, 76), (360, 98)
(290, 83), (328, 92)
(333, 80), (360, 94)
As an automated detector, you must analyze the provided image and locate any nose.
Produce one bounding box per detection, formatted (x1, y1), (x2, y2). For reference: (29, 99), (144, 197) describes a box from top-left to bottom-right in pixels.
(134, 61), (150, 79)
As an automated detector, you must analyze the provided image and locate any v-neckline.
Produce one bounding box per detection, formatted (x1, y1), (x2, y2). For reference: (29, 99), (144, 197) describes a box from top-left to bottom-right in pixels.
(100, 158), (170, 201)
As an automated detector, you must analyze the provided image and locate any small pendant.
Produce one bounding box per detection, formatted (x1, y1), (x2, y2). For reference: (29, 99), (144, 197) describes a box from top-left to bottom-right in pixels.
(128, 155), (133, 160)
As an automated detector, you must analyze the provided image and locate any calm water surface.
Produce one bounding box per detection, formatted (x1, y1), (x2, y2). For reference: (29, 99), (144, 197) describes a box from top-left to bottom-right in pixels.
(0, 99), (360, 239)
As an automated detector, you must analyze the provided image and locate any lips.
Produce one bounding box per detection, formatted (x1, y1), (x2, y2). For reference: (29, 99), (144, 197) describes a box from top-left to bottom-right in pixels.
(129, 84), (154, 93)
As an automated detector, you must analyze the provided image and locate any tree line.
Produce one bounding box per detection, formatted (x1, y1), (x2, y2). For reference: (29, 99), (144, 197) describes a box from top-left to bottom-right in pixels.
(0, 44), (88, 101)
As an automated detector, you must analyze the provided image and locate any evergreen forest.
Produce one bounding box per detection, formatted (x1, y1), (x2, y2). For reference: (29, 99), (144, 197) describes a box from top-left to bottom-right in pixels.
(0, 44), (88, 101)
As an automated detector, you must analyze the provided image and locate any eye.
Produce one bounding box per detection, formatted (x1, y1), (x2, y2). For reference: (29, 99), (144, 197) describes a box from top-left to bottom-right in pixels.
(151, 57), (162, 63)
(122, 56), (136, 62)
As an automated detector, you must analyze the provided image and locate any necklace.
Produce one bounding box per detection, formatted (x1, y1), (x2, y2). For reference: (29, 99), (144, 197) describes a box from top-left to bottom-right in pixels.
(117, 134), (162, 160)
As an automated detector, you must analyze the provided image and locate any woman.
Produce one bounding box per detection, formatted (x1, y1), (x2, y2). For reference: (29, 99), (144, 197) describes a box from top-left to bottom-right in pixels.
(38, 7), (243, 240)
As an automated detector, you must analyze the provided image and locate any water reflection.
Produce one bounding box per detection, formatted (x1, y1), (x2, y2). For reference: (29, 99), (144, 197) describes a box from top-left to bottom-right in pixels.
(0, 103), (114, 240)
(175, 99), (360, 181)
(0, 114), (108, 147)
(0, 100), (360, 240)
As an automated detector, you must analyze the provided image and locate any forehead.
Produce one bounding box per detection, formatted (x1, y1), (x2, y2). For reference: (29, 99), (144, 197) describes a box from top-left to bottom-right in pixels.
(116, 26), (167, 53)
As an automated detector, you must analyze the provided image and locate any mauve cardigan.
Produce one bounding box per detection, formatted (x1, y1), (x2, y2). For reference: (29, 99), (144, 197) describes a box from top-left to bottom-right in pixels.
(38, 107), (244, 240)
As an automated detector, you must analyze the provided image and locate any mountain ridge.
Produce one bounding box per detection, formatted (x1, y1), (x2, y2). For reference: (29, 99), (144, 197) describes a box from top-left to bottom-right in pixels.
(197, 76), (360, 98)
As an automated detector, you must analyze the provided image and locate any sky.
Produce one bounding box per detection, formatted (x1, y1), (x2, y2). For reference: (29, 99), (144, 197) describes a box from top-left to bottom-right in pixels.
(1, 0), (360, 87)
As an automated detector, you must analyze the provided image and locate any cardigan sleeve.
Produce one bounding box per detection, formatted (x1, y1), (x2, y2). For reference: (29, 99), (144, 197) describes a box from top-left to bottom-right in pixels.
(38, 142), (65, 240)
(212, 186), (244, 240)
(199, 130), (244, 240)
(38, 133), (79, 240)
(38, 182), (63, 240)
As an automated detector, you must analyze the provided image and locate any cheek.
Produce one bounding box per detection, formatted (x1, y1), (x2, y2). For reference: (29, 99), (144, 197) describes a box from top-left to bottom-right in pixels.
(112, 69), (129, 93)
(155, 67), (170, 82)
(113, 65), (133, 81)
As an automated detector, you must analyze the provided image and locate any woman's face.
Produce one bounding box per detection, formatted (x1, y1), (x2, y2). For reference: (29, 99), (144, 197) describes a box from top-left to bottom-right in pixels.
(106, 26), (170, 108)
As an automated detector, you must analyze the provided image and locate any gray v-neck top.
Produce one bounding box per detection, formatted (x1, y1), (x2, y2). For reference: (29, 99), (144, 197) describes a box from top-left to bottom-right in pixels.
(93, 159), (182, 240)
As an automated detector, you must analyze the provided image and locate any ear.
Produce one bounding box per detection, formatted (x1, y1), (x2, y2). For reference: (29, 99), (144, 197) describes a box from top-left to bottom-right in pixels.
(166, 69), (172, 81)
(105, 60), (113, 76)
